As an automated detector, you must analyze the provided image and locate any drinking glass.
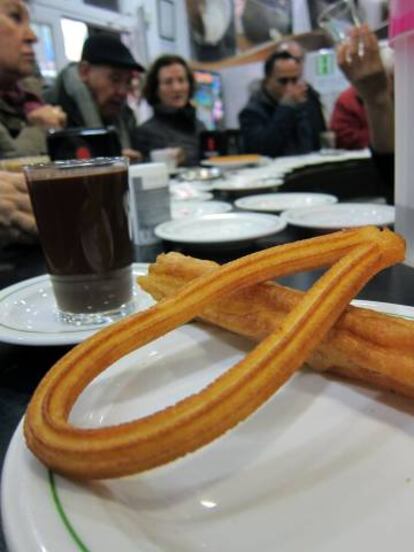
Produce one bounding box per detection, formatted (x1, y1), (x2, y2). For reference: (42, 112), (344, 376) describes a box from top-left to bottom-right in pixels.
(318, 0), (362, 43)
(24, 158), (134, 325)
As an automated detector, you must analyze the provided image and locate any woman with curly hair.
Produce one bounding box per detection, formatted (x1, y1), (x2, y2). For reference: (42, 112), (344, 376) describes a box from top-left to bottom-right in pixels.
(133, 55), (205, 166)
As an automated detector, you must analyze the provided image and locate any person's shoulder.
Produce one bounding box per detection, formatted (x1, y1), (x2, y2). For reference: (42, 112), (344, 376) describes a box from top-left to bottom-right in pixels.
(306, 82), (323, 102)
(339, 86), (357, 101)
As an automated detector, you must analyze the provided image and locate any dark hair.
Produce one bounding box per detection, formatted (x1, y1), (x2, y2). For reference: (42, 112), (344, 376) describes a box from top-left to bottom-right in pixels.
(264, 51), (298, 78)
(143, 55), (195, 107)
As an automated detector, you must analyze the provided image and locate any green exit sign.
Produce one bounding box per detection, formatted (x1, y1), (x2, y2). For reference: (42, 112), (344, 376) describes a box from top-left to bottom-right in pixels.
(317, 52), (334, 76)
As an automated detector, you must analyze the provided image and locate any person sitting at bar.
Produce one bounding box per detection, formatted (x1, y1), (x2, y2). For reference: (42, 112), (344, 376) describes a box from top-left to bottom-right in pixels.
(239, 50), (326, 157)
(0, 170), (36, 244)
(133, 55), (205, 167)
(336, 24), (394, 201)
(0, 0), (66, 158)
(45, 34), (145, 162)
(330, 85), (370, 150)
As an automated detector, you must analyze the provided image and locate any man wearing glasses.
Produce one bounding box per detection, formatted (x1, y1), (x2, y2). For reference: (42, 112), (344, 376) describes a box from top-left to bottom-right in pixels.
(239, 49), (326, 157)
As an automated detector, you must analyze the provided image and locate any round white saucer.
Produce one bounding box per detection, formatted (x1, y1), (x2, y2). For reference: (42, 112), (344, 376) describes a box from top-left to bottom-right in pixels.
(235, 192), (338, 213)
(282, 203), (395, 230)
(171, 199), (232, 219)
(0, 263), (153, 346)
(155, 213), (286, 245)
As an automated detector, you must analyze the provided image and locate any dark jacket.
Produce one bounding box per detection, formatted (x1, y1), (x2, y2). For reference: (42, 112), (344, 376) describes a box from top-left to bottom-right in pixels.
(44, 63), (137, 149)
(132, 104), (205, 166)
(239, 85), (326, 157)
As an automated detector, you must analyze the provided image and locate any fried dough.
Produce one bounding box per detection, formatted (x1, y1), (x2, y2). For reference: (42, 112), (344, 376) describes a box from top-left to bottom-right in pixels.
(139, 249), (414, 398)
(24, 227), (405, 479)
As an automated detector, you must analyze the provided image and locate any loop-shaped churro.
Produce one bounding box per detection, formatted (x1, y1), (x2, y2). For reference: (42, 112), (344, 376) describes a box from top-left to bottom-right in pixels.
(24, 227), (405, 479)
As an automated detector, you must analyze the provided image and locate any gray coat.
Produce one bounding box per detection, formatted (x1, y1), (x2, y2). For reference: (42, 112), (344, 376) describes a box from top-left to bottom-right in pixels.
(44, 63), (138, 150)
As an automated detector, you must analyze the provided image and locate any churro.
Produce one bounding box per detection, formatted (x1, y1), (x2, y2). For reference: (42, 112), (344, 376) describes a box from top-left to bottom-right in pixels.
(139, 250), (414, 399)
(24, 227), (405, 479)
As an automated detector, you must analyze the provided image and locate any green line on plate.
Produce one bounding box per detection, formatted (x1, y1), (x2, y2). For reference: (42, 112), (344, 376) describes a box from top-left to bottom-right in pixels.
(49, 470), (91, 552)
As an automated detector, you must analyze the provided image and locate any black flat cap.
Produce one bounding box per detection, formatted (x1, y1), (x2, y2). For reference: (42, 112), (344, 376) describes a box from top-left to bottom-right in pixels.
(81, 34), (145, 72)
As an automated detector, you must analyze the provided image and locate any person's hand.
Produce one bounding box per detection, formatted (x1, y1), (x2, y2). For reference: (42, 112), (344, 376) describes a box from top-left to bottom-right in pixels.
(121, 148), (143, 163)
(171, 147), (186, 166)
(281, 80), (308, 105)
(27, 105), (67, 130)
(0, 171), (37, 242)
(337, 24), (389, 104)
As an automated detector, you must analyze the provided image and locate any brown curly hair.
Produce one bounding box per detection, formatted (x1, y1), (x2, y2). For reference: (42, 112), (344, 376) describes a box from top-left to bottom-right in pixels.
(142, 54), (195, 107)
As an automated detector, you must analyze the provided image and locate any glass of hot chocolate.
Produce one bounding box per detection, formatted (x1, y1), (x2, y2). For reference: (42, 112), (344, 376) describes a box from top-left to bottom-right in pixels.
(24, 158), (134, 326)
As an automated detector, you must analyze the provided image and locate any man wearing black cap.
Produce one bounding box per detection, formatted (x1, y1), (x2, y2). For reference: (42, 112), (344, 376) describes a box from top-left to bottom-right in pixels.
(45, 34), (145, 160)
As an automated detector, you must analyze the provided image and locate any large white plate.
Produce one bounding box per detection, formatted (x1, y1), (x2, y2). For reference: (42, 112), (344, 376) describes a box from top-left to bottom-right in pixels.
(0, 264), (153, 346)
(3, 301), (414, 552)
(155, 213), (286, 244)
(213, 175), (283, 192)
(171, 199), (232, 219)
(235, 192), (338, 213)
(283, 203), (395, 229)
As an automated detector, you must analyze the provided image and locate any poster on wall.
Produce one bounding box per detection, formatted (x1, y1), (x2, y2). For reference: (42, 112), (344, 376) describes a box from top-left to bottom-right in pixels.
(186, 0), (292, 62)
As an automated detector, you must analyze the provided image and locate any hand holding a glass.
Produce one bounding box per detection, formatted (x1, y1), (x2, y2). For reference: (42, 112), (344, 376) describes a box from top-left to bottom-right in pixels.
(337, 24), (389, 104)
(336, 24), (394, 154)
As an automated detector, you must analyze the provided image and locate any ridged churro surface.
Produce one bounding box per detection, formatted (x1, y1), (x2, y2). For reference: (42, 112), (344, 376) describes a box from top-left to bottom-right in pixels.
(24, 227), (405, 479)
(139, 249), (414, 398)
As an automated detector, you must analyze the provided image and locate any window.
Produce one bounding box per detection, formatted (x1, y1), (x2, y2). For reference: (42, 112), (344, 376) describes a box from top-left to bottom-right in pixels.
(61, 18), (88, 62)
(31, 22), (57, 79)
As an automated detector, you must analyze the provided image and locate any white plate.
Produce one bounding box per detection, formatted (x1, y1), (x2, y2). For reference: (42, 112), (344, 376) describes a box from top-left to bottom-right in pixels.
(0, 263), (153, 346)
(3, 301), (414, 552)
(169, 182), (214, 201)
(155, 213), (286, 244)
(283, 203), (395, 229)
(235, 192), (338, 213)
(213, 175), (283, 192)
(171, 199), (232, 219)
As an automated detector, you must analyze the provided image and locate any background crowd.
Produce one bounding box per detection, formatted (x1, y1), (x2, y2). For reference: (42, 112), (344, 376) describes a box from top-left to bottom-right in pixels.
(0, 0), (395, 245)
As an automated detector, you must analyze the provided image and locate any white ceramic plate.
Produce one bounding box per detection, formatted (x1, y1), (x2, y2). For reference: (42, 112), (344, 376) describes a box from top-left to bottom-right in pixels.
(213, 175), (283, 192)
(169, 182), (214, 201)
(283, 203), (395, 229)
(0, 264), (153, 346)
(235, 192), (338, 213)
(154, 213), (286, 244)
(3, 301), (414, 552)
(171, 199), (232, 219)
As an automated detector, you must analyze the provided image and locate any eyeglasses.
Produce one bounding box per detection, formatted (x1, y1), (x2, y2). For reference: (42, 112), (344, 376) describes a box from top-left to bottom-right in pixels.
(277, 77), (299, 85)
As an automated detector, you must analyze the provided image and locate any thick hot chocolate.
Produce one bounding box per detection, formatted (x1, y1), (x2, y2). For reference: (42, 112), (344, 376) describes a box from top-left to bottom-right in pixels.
(26, 159), (133, 317)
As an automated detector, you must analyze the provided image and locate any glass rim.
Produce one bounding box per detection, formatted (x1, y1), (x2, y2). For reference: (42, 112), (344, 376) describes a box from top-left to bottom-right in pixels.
(317, 0), (361, 26)
(22, 156), (128, 174)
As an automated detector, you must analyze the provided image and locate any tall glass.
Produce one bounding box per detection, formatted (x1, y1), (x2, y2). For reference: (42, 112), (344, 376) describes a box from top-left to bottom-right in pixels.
(318, 0), (361, 43)
(24, 158), (134, 325)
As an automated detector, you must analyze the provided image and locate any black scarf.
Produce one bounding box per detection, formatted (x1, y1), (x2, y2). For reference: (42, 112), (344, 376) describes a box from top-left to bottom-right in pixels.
(153, 103), (197, 132)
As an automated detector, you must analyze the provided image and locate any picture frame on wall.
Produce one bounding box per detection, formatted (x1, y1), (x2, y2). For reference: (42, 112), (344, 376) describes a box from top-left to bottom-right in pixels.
(158, 0), (176, 41)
